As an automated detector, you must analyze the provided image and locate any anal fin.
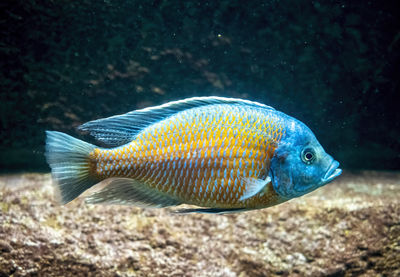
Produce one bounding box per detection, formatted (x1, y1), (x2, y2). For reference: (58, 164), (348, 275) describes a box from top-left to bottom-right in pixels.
(175, 208), (249, 214)
(85, 178), (181, 207)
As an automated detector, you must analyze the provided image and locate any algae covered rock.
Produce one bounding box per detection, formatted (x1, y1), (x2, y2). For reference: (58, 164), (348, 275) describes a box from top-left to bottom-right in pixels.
(0, 171), (399, 276)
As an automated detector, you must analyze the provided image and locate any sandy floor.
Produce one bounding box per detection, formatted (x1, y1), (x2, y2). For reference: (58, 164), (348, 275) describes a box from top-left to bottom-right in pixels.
(0, 171), (399, 276)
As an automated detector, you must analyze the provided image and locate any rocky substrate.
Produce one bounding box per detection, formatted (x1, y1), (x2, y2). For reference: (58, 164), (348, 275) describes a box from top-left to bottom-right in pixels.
(0, 172), (399, 276)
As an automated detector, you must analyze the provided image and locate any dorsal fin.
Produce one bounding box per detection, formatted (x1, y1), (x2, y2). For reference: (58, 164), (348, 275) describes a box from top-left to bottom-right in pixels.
(78, 96), (274, 147)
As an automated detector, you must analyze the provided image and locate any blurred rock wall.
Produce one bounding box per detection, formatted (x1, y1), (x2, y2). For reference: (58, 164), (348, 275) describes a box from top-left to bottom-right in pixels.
(0, 0), (399, 171)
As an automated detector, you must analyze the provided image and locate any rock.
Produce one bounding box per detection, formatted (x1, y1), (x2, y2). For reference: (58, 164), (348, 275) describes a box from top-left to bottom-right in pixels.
(0, 240), (13, 252)
(0, 171), (399, 276)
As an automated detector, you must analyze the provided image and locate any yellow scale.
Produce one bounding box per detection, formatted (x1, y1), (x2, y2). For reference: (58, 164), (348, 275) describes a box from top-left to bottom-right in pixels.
(90, 106), (285, 209)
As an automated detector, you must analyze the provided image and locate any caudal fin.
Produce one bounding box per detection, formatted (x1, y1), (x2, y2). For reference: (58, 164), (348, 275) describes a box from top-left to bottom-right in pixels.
(45, 131), (98, 204)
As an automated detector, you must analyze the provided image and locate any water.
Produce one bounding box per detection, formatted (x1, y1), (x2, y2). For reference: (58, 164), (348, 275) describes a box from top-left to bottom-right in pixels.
(0, 1), (399, 276)
(1, 1), (399, 172)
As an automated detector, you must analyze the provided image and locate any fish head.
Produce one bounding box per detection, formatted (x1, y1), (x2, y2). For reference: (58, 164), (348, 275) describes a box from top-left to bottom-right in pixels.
(270, 119), (342, 199)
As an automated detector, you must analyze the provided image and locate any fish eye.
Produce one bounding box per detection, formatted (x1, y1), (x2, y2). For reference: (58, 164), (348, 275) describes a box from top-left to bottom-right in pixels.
(301, 148), (316, 165)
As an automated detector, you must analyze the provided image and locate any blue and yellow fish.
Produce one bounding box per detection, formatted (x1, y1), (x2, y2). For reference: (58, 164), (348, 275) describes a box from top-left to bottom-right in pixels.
(45, 97), (342, 213)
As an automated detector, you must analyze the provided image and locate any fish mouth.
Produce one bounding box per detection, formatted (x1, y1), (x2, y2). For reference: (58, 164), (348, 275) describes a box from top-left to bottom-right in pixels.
(322, 160), (342, 183)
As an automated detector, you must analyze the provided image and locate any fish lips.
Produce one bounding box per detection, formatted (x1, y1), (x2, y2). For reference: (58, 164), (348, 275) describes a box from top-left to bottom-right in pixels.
(321, 160), (342, 184)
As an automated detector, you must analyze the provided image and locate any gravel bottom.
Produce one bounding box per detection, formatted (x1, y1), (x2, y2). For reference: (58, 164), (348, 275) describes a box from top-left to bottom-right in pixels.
(0, 171), (399, 277)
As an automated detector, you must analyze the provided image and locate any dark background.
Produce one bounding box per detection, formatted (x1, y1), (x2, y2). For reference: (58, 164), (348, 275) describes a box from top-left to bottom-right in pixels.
(0, 0), (399, 172)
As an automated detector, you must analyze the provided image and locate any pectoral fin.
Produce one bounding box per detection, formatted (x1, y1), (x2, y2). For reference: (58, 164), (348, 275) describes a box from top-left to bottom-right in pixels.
(239, 176), (271, 201)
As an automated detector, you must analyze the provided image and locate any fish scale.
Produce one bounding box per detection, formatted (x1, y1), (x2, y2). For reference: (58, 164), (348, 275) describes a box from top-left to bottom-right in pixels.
(88, 105), (285, 208)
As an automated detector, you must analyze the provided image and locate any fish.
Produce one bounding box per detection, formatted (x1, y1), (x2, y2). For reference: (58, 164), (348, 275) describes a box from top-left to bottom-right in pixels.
(45, 96), (342, 213)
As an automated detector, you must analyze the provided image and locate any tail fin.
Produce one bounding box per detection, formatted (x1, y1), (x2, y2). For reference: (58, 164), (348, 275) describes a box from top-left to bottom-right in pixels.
(45, 131), (98, 204)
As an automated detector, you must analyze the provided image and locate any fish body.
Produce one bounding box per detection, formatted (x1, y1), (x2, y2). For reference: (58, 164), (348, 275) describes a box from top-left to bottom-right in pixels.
(45, 97), (342, 213)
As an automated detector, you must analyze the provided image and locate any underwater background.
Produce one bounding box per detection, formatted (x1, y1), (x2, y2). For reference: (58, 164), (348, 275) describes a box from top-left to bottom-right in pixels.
(1, 0), (399, 276)
(1, 0), (399, 172)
